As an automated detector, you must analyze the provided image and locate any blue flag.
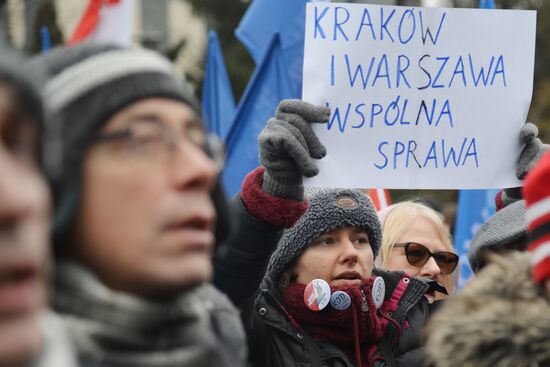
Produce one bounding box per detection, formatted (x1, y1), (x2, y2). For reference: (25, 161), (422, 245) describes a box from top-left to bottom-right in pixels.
(236, 0), (327, 98)
(202, 31), (236, 141)
(40, 26), (51, 53)
(454, 189), (499, 289)
(451, 0), (498, 291)
(222, 34), (294, 197)
(480, 0), (496, 9)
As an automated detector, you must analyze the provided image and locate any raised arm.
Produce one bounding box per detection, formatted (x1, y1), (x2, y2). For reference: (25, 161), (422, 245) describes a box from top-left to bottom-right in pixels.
(213, 100), (330, 307)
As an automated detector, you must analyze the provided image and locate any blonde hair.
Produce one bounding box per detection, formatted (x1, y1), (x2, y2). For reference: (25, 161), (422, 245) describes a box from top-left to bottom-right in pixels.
(377, 201), (457, 294)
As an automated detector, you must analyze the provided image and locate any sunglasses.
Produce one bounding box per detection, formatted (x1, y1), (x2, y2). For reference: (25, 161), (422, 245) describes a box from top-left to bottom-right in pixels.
(393, 242), (459, 275)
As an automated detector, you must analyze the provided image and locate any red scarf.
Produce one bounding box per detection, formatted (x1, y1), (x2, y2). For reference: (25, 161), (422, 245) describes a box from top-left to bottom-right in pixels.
(281, 277), (385, 367)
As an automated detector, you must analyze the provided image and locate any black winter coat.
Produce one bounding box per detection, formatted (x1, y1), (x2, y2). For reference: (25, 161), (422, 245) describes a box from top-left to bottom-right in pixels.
(215, 198), (432, 367)
(244, 272), (429, 367)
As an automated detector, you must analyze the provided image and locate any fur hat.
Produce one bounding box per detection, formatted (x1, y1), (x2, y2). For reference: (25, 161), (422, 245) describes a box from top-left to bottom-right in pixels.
(523, 150), (550, 284)
(30, 43), (199, 249)
(425, 252), (550, 367)
(266, 188), (382, 282)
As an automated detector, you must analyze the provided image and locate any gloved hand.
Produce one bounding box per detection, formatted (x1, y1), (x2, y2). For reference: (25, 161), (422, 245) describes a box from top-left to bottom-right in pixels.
(259, 100), (330, 201)
(499, 123), (549, 207)
(517, 122), (549, 180)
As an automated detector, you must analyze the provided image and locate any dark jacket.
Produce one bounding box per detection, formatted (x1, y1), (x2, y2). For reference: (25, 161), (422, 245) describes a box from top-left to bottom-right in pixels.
(242, 271), (429, 367)
(214, 196), (432, 367)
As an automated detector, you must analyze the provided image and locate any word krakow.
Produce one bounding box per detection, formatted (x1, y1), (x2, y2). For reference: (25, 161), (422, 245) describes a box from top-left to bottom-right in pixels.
(302, 3), (536, 189)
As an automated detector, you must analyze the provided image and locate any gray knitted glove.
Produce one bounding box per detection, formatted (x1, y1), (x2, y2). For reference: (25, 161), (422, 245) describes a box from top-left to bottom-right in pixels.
(259, 99), (330, 200)
(517, 122), (550, 179)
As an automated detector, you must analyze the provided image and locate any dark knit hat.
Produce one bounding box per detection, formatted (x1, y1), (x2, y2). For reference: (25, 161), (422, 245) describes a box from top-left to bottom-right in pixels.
(30, 43), (200, 249)
(523, 151), (550, 284)
(468, 199), (527, 273)
(267, 188), (382, 282)
(0, 50), (44, 151)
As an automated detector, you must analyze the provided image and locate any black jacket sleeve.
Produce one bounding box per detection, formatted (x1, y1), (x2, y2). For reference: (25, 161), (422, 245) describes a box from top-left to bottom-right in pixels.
(213, 196), (283, 307)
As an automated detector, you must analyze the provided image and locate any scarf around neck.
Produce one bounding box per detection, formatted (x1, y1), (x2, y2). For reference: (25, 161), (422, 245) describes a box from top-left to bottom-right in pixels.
(31, 312), (78, 367)
(281, 277), (385, 367)
(53, 262), (246, 367)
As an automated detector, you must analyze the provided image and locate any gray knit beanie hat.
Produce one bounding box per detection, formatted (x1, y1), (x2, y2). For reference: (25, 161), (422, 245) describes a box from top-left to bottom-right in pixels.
(267, 188), (382, 282)
(29, 42), (199, 250)
(0, 51), (44, 128)
(0, 50), (45, 159)
(468, 199), (527, 273)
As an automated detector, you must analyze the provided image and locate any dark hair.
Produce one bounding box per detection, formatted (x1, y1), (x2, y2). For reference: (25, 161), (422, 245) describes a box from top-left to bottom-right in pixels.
(279, 270), (298, 288)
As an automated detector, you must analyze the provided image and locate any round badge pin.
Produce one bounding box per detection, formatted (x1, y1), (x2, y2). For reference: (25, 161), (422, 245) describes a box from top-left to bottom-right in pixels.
(330, 291), (351, 310)
(372, 276), (385, 309)
(304, 279), (331, 311)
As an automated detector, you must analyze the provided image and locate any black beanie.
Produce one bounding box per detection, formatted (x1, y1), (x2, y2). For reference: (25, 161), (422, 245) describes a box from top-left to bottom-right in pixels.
(30, 43), (200, 250)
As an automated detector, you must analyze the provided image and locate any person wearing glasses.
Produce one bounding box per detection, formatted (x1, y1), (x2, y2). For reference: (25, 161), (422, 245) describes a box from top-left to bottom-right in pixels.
(29, 43), (256, 367)
(377, 202), (458, 302)
(0, 52), (76, 367)
(214, 100), (435, 367)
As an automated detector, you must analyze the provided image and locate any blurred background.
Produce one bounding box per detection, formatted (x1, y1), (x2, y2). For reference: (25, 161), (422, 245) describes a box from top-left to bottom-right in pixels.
(0, 0), (547, 143)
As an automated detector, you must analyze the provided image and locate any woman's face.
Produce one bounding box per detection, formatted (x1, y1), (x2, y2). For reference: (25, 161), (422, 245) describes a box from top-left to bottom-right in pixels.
(384, 216), (450, 301)
(293, 227), (374, 287)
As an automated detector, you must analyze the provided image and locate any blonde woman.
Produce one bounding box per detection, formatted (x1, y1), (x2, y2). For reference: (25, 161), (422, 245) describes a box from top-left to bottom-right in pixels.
(377, 201), (458, 301)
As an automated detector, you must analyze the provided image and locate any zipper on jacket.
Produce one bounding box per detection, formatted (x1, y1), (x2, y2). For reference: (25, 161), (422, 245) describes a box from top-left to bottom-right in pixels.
(360, 290), (368, 312)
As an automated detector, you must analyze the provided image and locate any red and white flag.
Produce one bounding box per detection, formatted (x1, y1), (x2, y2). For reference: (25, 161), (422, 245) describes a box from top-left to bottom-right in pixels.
(68, 0), (134, 46)
(369, 189), (392, 211)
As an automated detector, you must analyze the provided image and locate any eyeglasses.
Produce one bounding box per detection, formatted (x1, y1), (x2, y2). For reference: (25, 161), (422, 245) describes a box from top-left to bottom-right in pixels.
(90, 118), (225, 169)
(393, 242), (458, 275)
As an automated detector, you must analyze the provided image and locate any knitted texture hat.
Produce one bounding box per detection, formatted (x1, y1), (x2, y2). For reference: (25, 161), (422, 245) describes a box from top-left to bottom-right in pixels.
(267, 188), (382, 282)
(30, 43), (199, 249)
(468, 199), (527, 273)
(523, 151), (550, 284)
(0, 50), (44, 151)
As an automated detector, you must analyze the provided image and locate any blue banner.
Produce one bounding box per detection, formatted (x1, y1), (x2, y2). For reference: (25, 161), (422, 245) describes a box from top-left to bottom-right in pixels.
(222, 35), (294, 197)
(454, 189), (499, 289)
(480, 0), (496, 9)
(236, 0), (328, 97)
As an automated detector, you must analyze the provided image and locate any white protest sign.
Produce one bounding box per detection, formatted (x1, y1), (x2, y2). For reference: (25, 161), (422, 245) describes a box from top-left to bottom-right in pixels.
(302, 3), (536, 189)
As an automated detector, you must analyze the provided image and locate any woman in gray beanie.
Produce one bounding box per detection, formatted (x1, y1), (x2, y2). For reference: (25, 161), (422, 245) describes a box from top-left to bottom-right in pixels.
(215, 100), (435, 367)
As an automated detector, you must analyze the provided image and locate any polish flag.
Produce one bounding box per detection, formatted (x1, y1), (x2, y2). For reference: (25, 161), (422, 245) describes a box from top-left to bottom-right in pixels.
(68, 0), (134, 46)
(369, 189), (391, 211)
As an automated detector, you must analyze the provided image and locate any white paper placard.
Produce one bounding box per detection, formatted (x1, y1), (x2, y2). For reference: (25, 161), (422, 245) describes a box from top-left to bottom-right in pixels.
(302, 3), (536, 189)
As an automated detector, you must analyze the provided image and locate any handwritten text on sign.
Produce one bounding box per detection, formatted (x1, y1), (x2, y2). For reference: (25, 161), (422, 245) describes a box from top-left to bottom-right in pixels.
(302, 3), (536, 189)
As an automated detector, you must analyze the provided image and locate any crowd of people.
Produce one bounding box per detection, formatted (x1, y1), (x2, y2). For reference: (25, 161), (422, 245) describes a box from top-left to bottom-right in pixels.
(1, 40), (549, 367)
